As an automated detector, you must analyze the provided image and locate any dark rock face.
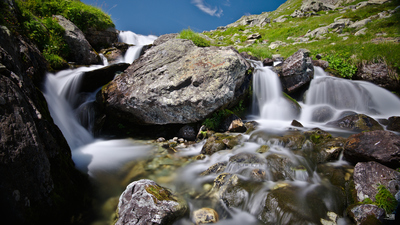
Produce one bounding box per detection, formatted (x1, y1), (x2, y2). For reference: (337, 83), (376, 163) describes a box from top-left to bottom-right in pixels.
(353, 161), (400, 202)
(177, 125), (197, 141)
(115, 179), (187, 225)
(344, 130), (400, 168)
(327, 114), (383, 132)
(312, 59), (329, 69)
(80, 63), (130, 93)
(84, 27), (118, 51)
(348, 204), (385, 225)
(54, 15), (99, 65)
(221, 114), (247, 133)
(280, 49), (314, 94)
(99, 38), (251, 125)
(387, 116), (400, 132)
(0, 4), (91, 223)
(354, 62), (400, 91)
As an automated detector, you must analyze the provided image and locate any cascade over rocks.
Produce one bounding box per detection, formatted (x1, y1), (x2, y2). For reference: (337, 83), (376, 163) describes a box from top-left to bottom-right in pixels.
(279, 49), (314, 94)
(53, 15), (99, 65)
(99, 38), (251, 125)
(344, 130), (400, 168)
(99, 42), (132, 64)
(115, 179), (187, 225)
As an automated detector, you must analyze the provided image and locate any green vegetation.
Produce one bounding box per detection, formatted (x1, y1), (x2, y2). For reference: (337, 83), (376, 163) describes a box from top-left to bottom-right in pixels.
(324, 53), (357, 79)
(202, 100), (247, 131)
(360, 184), (397, 215)
(177, 28), (211, 47)
(1, 0), (114, 70)
(375, 184), (397, 215)
(202, 0), (400, 78)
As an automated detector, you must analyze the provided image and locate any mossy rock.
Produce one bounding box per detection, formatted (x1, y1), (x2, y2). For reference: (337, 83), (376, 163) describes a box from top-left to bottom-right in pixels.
(200, 133), (242, 155)
(327, 114), (383, 132)
(304, 128), (333, 145)
(200, 162), (227, 176)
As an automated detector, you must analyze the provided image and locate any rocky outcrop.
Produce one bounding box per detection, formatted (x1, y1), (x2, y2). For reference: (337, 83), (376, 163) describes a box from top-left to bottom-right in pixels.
(53, 15), (99, 65)
(115, 179), (187, 225)
(354, 62), (400, 91)
(348, 204), (385, 225)
(84, 27), (118, 51)
(344, 130), (400, 168)
(99, 38), (251, 125)
(301, 0), (337, 13)
(279, 49), (314, 94)
(0, 3), (91, 223)
(225, 12), (271, 28)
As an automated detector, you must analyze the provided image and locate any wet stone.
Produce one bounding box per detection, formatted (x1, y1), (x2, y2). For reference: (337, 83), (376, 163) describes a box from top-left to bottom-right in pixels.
(192, 208), (219, 225)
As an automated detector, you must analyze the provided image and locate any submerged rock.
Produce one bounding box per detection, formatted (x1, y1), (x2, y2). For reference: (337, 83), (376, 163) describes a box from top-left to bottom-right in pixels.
(200, 134), (242, 155)
(115, 179), (187, 225)
(192, 208), (219, 225)
(99, 38), (251, 125)
(327, 114), (383, 132)
(344, 130), (400, 168)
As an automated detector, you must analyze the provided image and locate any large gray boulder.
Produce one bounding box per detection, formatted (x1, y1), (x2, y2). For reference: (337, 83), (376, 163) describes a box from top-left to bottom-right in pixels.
(99, 38), (251, 125)
(301, 0), (337, 13)
(54, 15), (99, 65)
(84, 27), (118, 51)
(115, 179), (187, 225)
(279, 49), (314, 94)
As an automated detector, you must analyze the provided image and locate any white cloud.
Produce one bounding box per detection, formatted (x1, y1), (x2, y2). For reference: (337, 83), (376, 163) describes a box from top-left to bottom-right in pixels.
(191, 0), (223, 17)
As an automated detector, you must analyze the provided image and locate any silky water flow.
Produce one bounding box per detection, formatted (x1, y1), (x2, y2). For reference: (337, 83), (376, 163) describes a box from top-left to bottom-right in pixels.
(43, 32), (400, 224)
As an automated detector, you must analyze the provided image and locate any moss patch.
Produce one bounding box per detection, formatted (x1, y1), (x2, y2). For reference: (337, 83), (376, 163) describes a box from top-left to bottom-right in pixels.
(145, 184), (176, 203)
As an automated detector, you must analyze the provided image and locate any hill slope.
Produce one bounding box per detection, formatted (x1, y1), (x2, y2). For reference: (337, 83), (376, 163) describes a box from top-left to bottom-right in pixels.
(202, 0), (399, 81)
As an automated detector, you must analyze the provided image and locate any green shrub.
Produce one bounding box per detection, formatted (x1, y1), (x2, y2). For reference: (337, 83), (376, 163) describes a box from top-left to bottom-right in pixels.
(203, 109), (234, 130)
(324, 53), (357, 79)
(375, 184), (397, 215)
(178, 29), (211, 47)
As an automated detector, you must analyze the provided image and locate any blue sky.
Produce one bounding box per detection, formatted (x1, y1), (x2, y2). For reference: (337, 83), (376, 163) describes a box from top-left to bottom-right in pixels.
(81, 0), (286, 36)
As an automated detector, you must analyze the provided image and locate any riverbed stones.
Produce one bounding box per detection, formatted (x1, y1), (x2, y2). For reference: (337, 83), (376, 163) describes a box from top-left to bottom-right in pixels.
(280, 49), (314, 94)
(344, 130), (400, 168)
(192, 208), (219, 224)
(115, 179), (187, 225)
(99, 38), (251, 125)
(53, 15), (99, 65)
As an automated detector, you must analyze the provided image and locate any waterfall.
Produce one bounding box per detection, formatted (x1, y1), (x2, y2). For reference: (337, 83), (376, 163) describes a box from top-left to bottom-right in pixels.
(300, 67), (400, 123)
(43, 31), (157, 176)
(118, 31), (157, 64)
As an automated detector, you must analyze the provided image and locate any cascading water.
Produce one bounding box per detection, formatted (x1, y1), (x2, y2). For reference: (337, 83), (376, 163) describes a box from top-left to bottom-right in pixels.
(43, 31), (157, 176)
(118, 31), (157, 64)
(42, 29), (400, 224)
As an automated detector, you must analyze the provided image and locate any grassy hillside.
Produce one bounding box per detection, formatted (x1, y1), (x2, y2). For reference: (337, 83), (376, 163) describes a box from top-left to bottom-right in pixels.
(0, 0), (114, 70)
(199, 0), (400, 79)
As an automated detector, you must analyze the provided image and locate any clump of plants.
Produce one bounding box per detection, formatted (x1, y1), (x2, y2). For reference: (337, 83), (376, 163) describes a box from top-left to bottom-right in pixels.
(361, 184), (398, 215)
(177, 28), (211, 47)
(324, 52), (357, 79)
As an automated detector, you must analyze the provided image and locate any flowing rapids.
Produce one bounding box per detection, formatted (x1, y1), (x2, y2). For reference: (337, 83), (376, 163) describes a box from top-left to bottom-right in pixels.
(43, 31), (400, 224)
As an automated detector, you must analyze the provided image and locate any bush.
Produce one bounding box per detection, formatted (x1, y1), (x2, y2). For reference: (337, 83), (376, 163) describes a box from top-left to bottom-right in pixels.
(324, 53), (357, 79)
(178, 29), (211, 47)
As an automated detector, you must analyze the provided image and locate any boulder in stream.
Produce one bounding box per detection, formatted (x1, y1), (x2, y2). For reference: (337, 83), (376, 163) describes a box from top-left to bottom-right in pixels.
(327, 114), (383, 132)
(279, 49), (314, 94)
(115, 179), (187, 225)
(99, 38), (251, 125)
(344, 130), (400, 168)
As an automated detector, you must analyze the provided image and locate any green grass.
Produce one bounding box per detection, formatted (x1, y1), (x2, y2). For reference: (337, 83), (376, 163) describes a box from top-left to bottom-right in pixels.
(177, 28), (211, 47)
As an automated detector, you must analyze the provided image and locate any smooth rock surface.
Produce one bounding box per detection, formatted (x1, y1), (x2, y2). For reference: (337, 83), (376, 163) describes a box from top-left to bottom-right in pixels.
(99, 38), (251, 125)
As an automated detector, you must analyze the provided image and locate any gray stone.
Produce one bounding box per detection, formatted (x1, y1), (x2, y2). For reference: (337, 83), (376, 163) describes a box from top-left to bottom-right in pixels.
(305, 27), (329, 38)
(353, 161), (400, 202)
(84, 27), (118, 50)
(354, 28), (367, 36)
(348, 18), (372, 29)
(53, 15), (99, 65)
(349, 204), (385, 224)
(354, 62), (400, 91)
(99, 38), (250, 125)
(116, 179), (187, 225)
